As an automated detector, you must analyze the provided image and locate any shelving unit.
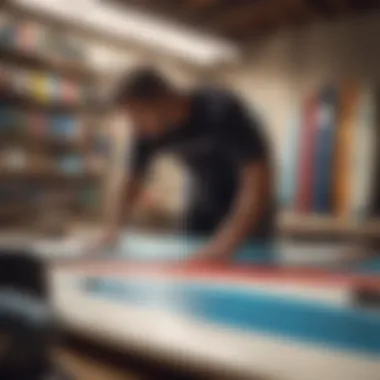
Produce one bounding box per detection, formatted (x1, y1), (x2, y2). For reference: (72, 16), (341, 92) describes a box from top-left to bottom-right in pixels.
(0, 45), (98, 81)
(0, 10), (111, 235)
(278, 212), (380, 241)
(0, 92), (105, 114)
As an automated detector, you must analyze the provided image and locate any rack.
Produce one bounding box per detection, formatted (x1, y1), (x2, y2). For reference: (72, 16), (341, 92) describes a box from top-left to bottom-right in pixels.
(0, 45), (98, 82)
(279, 212), (380, 241)
(0, 13), (110, 235)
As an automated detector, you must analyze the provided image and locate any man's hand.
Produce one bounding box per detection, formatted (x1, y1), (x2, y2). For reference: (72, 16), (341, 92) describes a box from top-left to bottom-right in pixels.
(188, 241), (232, 264)
(84, 227), (119, 257)
(100, 227), (119, 249)
(187, 162), (271, 265)
(85, 176), (142, 257)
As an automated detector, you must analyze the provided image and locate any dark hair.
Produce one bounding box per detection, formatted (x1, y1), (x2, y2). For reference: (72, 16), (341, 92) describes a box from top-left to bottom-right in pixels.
(115, 67), (173, 104)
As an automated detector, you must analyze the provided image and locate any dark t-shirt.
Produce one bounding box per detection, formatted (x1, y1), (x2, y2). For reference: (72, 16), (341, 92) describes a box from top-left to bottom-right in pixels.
(130, 88), (274, 239)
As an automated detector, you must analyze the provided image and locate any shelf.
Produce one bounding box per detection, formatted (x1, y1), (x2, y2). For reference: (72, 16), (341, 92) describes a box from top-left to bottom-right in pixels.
(0, 5), (111, 230)
(278, 212), (380, 239)
(0, 89), (107, 114)
(0, 45), (98, 82)
(0, 169), (102, 183)
(0, 203), (35, 214)
(0, 132), (93, 153)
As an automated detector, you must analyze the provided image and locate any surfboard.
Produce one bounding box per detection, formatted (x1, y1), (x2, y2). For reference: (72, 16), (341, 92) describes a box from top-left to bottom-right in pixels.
(313, 86), (338, 213)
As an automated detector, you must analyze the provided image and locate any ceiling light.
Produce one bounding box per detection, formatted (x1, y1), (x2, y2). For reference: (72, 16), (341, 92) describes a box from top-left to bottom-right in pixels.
(11, 0), (240, 66)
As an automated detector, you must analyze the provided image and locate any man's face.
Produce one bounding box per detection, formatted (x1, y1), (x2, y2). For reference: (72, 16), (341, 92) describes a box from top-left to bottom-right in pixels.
(126, 99), (172, 138)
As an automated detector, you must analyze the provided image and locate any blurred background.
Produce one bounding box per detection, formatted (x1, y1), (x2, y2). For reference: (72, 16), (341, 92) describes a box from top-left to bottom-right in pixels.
(1, 0), (380, 378)
(1, 0), (380, 243)
(0, 0), (380, 243)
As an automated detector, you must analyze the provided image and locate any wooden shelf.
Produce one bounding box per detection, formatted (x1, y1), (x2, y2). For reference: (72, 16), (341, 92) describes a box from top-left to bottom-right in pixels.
(0, 89), (107, 114)
(278, 212), (380, 239)
(0, 169), (101, 183)
(0, 7), (110, 230)
(0, 45), (98, 82)
(0, 203), (35, 214)
(0, 132), (94, 153)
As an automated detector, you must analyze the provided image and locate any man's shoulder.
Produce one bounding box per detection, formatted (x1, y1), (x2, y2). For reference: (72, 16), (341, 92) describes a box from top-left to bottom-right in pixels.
(193, 86), (240, 124)
(194, 86), (237, 106)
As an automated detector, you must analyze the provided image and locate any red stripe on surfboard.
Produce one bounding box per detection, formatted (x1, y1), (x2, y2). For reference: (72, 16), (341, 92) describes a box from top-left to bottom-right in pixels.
(53, 261), (380, 290)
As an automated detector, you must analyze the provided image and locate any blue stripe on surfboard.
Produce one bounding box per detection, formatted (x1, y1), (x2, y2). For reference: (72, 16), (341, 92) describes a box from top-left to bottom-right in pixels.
(118, 233), (276, 263)
(82, 277), (380, 356)
(349, 258), (380, 274)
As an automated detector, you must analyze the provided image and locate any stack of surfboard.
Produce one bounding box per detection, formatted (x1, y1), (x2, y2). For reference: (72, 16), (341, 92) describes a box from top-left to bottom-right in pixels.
(279, 84), (380, 220)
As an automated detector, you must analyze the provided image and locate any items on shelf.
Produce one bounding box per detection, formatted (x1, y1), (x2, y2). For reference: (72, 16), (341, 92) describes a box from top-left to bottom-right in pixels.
(93, 131), (110, 154)
(86, 154), (107, 174)
(0, 11), (110, 229)
(0, 181), (41, 205)
(0, 63), (92, 106)
(0, 106), (88, 143)
(80, 186), (100, 209)
(58, 154), (84, 174)
(280, 83), (380, 219)
(0, 14), (85, 65)
(0, 147), (27, 171)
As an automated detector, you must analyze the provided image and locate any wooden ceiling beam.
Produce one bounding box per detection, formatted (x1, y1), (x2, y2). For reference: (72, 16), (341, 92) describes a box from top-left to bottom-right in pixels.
(347, 0), (380, 11)
(329, 0), (350, 11)
(303, 0), (351, 15)
(120, 0), (221, 14)
(168, 0), (233, 23)
(230, 0), (309, 40)
(105, 0), (380, 42)
(207, 0), (265, 30)
(184, 0), (221, 11)
(212, 0), (309, 35)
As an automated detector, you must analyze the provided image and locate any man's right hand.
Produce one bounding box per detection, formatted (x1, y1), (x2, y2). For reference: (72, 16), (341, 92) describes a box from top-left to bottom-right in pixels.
(85, 227), (119, 257)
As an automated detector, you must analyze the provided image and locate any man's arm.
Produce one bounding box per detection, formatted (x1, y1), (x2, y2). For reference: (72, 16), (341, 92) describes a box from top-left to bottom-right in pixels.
(108, 137), (153, 230)
(201, 161), (272, 259)
(107, 176), (143, 230)
(92, 176), (143, 252)
(96, 137), (153, 250)
(192, 92), (272, 261)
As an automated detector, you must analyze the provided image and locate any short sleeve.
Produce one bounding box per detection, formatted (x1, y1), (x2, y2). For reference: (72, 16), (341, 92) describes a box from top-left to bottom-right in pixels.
(216, 93), (269, 165)
(129, 139), (154, 178)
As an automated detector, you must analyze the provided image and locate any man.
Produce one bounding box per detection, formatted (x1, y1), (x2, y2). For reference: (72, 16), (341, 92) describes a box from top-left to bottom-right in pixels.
(100, 68), (274, 261)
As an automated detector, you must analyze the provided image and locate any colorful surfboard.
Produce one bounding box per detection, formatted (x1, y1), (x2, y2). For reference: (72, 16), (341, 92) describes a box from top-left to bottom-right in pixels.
(296, 94), (319, 213)
(370, 87), (380, 216)
(333, 84), (360, 218)
(51, 256), (380, 380)
(278, 101), (302, 209)
(313, 86), (338, 213)
(349, 86), (377, 218)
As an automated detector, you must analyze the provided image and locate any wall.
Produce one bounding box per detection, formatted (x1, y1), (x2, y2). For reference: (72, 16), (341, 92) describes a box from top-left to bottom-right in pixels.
(105, 10), (380, 221)
(220, 11), (380, 165)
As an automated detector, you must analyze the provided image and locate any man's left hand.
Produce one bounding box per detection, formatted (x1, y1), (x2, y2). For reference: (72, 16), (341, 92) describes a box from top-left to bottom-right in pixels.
(188, 242), (232, 264)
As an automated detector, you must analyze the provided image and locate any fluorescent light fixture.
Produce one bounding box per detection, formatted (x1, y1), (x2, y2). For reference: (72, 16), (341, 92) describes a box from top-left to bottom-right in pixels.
(11, 0), (240, 66)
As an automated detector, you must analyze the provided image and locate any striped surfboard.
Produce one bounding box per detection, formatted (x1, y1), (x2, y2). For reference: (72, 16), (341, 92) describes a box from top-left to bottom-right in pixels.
(349, 86), (377, 219)
(333, 84), (360, 218)
(296, 94), (319, 213)
(313, 87), (339, 213)
(278, 101), (302, 209)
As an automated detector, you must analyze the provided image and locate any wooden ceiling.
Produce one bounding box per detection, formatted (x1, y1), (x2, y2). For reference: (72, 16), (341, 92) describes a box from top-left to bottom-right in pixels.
(111, 0), (380, 42)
